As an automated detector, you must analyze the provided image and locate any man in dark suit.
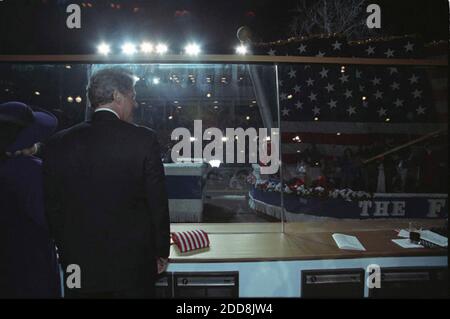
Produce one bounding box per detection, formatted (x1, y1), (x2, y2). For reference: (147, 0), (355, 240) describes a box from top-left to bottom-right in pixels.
(43, 67), (170, 298)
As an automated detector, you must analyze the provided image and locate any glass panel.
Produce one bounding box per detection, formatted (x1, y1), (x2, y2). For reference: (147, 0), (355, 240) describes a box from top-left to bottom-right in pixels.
(1, 63), (281, 231)
(275, 63), (448, 231)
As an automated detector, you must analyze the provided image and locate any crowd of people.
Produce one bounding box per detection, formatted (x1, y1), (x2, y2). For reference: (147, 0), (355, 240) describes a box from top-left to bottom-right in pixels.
(286, 141), (448, 194)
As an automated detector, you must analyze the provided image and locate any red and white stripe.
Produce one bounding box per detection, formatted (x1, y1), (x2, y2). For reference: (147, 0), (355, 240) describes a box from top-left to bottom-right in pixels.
(171, 230), (210, 253)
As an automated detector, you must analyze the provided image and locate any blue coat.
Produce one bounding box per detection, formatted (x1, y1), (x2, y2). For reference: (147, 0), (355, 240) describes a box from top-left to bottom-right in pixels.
(0, 155), (61, 298)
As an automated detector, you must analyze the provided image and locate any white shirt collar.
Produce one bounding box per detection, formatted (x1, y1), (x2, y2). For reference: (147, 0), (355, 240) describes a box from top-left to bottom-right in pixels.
(95, 108), (120, 119)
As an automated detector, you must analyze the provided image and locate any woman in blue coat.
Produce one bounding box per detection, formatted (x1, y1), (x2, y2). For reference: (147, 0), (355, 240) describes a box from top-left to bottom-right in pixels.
(0, 101), (61, 298)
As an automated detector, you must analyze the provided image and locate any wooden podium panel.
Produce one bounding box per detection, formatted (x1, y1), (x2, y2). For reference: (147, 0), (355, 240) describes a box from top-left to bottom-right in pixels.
(169, 220), (447, 262)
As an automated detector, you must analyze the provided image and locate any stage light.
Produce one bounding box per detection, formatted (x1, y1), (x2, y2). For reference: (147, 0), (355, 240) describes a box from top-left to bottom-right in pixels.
(140, 42), (153, 54)
(168, 116), (173, 120)
(75, 96), (82, 103)
(337, 132), (341, 136)
(184, 43), (201, 55)
(121, 42), (137, 55)
(65, 65), (72, 69)
(67, 96), (74, 103)
(156, 43), (168, 54)
(97, 43), (110, 55)
(314, 117), (319, 121)
(385, 118), (391, 122)
(246, 116), (250, 120)
(287, 94), (293, 99)
(236, 44), (248, 55)
(34, 91), (40, 96)
(206, 93), (211, 98)
(153, 77), (160, 85)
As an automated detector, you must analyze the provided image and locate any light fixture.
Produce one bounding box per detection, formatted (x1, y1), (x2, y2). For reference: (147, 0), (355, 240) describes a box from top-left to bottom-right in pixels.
(287, 94), (293, 99)
(121, 42), (137, 55)
(246, 116), (250, 120)
(184, 43), (201, 55)
(97, 43), (110, 55)
(337, 132), (341, 136)
(140, 42), (153, 53)
(362, 96), (367, 100)
(65, 65), (71, 69)
(168, 116), (173, 120)
(314, 117), (319, 121)
(75, 96), (82, 103)
(236, 44), (248, 55)
(206, 93), (211, 98)
(156, 43), (168, 54)
(67, 96), (74, 103)
(153, 77), (160, 85)
(34, 91), (40, 96)
(385, 118), (391, 122)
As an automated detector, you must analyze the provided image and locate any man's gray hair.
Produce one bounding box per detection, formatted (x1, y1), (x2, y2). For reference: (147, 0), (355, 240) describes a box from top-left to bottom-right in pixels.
(87, 67), (136, 109)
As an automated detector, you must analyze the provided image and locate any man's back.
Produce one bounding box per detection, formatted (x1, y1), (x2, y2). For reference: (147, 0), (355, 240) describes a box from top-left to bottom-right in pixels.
(43, 111), (170, 293)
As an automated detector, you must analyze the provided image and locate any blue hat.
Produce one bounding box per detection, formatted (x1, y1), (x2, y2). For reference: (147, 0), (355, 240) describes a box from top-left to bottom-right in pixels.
(0, 101), (58, 153)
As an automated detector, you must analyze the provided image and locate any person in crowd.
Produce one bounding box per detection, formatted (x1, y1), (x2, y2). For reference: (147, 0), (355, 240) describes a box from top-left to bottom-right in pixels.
(0, 101), (61, 298)
(42, 67), (170, 298)
(339, 148), (357, 189)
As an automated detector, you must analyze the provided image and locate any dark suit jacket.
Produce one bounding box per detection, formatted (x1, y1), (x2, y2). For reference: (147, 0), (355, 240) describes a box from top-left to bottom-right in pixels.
(42, 110), (170, 293)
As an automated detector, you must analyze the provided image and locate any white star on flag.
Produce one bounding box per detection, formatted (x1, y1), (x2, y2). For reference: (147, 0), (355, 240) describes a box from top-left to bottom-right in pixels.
(268, 49), (276, 56)
(404, 42), (414, 52)
(359, 85), (365, 92)
(416, 106), (426, 115)
(371, 77), (381, 85)
(390, 82), (400, 90)
(328, 99), (337, 109)
(339, 74), (349, 83)
(366, 46), (375, 55)
(374, 90), (384, 99)
(312, 106), (321, 115)
(377, 107), (387, 117)
(409, 74), (419, 84)
(332, 40), (342, 50)
(281, 108), (290, 116)
(288, 68), (297, 78)
(308, 92), (317, 101)
(344, 89), (353, 98)
(297, 44), (307, 53)
(293, 85), (301, 93)
(319, 68), (329, 78)
(412, 89), (422, 98)
(280, 92), (287, 100)
(325, 83), (335, 92)
(316, 51), (325, 57)
(384, 49), (395, 58)
(389, 67), (398, 74)
(347, 105), (356, 116)
(394, 99), (404, 107)
(355, 70), (362, 78)
(306, 78), (315, 86)
(295, 101), (303, 109)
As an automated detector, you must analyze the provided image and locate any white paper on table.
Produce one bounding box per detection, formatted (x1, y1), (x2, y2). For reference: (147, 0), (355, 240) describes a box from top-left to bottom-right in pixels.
(332, 233), (366, 251)
(397, 229), (410, 238)
(392, 239), (424, 248)
(420, 230), (448, 247)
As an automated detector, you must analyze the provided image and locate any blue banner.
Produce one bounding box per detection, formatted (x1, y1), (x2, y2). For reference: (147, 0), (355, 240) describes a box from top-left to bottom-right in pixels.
(250, 188), (448, 219)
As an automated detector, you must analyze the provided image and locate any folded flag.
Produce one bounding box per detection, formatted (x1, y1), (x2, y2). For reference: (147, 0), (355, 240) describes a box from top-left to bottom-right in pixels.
(171, 230), (210, 253)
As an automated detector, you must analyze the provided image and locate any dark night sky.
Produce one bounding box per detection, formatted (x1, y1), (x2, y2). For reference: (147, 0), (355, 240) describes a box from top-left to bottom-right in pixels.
(0, 0), (448, 54)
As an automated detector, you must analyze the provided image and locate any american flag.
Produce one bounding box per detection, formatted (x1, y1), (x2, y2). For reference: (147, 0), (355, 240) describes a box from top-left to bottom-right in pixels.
(253, 36), (447, 163)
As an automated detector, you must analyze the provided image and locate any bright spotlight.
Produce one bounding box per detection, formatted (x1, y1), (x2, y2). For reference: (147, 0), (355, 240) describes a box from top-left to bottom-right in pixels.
(97, 43), (110, 55)
(121, 43), (137, 55)
(236, 45), (248, 55)
(75, 96), (82, 103)
(156, 43), (168, 54)
(67, 96), (74, 103)
(185, 43), (201, 56)
(140, 42), (153, 53)
(153, 77), (160, 85)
